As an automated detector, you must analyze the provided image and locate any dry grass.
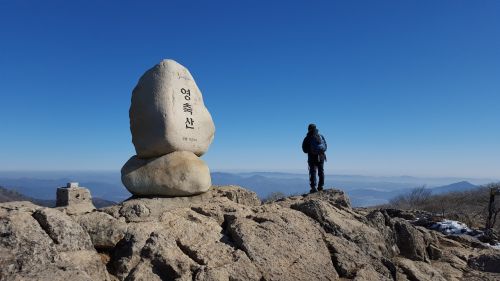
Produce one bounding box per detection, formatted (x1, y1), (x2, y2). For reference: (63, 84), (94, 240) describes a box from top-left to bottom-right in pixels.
(388, 183), (500, 233)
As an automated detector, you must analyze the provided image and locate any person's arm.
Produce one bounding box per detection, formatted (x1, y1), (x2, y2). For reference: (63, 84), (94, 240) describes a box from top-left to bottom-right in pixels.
(322, 135), (327, 152)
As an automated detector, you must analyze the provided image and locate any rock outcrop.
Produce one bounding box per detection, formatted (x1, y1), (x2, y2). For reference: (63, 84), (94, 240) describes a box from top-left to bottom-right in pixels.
(1, 186), (499, 281)
(0, 201), (109, 280)
(122, 59), (215, 197)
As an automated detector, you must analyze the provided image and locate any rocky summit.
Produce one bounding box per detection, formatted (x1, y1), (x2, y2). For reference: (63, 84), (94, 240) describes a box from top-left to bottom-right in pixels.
(1, 186), (499, 281)
(122, 59), (215, 197)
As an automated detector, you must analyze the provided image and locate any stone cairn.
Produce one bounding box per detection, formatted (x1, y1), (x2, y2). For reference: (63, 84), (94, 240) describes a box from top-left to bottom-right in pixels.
(121, 59), (215, 197)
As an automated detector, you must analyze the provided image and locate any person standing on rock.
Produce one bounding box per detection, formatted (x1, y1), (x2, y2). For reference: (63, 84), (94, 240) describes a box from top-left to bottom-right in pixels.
(302, 124), (327, 193)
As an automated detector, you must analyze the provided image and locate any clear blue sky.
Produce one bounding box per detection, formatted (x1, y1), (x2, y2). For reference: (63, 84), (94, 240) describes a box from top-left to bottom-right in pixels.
(1, 1), (499, 178)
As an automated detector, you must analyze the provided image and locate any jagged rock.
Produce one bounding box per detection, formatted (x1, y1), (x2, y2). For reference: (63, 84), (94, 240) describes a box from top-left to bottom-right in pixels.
(32, 208), (94, 252)
(427, 243), (443, 260)
(393, 218), (429, 262)
(109, 205), (261, 280)
(305, 188), (352, 208)
(211, 185), (261, 206)
(291, 198), (391, 258)
(447, 234), (489, 249)
(273, 188), (350, 209)
(225, 204), (339, 281)
(0, 204), (109, 280)
(366, 210), (400, 255)
(103, 186), (257, 223)
(74, 211), (128, 249)
(122, 151), (211, 197)
(353, 266), (393, 281)
(129, 59), (215, 158)
(395, 257), (447, 281)
(110, 223), (163, 279)
(383, 208), (417, 220)
(323, 235), (391, 279)
(468, 252), (500, 273)
(0, 200), (41, 214)
(2, 185), (500, 281)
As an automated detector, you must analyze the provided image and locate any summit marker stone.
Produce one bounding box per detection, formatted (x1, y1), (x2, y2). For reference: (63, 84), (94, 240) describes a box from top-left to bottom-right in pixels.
(121, 59), (214, 197)
(130, 59), (215, 158)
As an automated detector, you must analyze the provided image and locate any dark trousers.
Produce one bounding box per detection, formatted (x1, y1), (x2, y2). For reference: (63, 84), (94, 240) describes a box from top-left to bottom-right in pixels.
(308, 160), (324, 188)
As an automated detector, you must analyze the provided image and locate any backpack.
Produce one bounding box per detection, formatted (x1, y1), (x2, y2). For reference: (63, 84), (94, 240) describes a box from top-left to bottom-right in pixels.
(310, 135), (326, 155)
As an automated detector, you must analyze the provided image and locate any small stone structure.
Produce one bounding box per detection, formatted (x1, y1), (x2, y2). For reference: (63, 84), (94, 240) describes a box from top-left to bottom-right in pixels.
(56, 182), (95, 214)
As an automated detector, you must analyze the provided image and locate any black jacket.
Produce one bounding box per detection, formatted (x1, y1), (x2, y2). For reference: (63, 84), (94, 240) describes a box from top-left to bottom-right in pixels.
(302, 131), (327, 162)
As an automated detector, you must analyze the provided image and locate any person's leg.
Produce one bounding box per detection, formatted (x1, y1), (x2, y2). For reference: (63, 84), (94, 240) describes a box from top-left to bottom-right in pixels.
(317, 161), (324, 191)
(308, 161), (317, 192)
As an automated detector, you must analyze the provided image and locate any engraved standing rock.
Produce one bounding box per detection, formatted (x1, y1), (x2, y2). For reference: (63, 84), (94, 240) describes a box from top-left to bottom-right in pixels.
(130, 59), (215, 158)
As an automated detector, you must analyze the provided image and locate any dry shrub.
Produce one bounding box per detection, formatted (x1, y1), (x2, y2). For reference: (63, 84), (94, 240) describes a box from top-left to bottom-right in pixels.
(389, 183), (500, 232)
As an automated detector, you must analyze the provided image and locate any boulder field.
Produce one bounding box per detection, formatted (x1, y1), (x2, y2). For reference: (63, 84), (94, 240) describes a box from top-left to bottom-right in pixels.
(1, 186), (499, 281)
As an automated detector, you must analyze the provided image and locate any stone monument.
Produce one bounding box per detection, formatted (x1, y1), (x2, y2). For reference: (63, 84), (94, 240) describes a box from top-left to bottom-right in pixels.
(121, 59), (215, 197)
(56, 182), (95, 214)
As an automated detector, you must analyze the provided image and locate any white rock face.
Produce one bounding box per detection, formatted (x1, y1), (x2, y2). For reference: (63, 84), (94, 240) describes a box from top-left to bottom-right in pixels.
(130, 59), (215, 158)
(121, 151), (211, 196)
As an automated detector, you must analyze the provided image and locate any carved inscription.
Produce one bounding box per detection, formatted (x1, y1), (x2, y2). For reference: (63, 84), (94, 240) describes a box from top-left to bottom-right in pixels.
(181, 88), (194, 129)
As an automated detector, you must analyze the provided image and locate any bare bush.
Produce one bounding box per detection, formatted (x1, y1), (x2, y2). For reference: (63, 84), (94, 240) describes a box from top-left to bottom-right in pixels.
(389, 185), (431, 209)
(388, 183), (500, 232)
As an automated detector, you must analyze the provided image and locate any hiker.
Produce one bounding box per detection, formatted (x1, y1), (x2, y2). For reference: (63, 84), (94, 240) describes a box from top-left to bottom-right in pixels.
(302, 124), (327, 193)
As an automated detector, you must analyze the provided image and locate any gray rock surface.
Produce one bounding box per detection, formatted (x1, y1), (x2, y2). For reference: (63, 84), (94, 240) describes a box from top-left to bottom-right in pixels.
(225, 204), (338, 281)
(468, 252), (500, 273)
(129, 59), (215, 158)
(0, 203), (109, 280)
(73, 211), (128, 250)
(32, 208), (94, 252)
(122, 151), (211, 196)
(393, 218), (429, 262)
(1, 186), (499, 281)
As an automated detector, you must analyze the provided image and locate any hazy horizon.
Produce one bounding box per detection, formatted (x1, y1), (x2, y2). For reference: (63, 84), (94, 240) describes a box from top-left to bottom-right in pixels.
(0, 169), (496, 206)
(0, 169), (498, 183)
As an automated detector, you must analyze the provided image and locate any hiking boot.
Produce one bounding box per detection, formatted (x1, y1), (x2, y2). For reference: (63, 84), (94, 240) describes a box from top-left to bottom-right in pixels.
(309, 187), (317, 193)
(317, 186), (324, 191)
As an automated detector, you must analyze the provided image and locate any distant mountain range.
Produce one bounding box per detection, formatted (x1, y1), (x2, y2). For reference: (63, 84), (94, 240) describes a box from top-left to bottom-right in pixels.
(0, 171), (495, 207)
(211, 172), (484, 206)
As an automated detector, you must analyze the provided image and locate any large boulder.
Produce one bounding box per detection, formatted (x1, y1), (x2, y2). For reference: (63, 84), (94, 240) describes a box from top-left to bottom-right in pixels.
(31, 208), (94, 252)
(122, 151), (211, 196)
(0, 204), (110, 281)
(73, 211), (128, 250)
(225, 204), (339, 281)
(130, 59), (215, 158)
(291, 199), (391, 258)
(109, 207), (262, 280)
(468, 252), (500, 273)
(392, 218), (429, 262)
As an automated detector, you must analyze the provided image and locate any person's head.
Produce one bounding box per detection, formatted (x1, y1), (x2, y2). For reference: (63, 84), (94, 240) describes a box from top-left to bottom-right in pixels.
(308, 123), (317, 133)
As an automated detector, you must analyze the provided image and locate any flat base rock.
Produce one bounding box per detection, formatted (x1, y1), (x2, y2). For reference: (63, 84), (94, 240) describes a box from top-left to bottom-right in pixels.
(121, 151), (211, 197)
